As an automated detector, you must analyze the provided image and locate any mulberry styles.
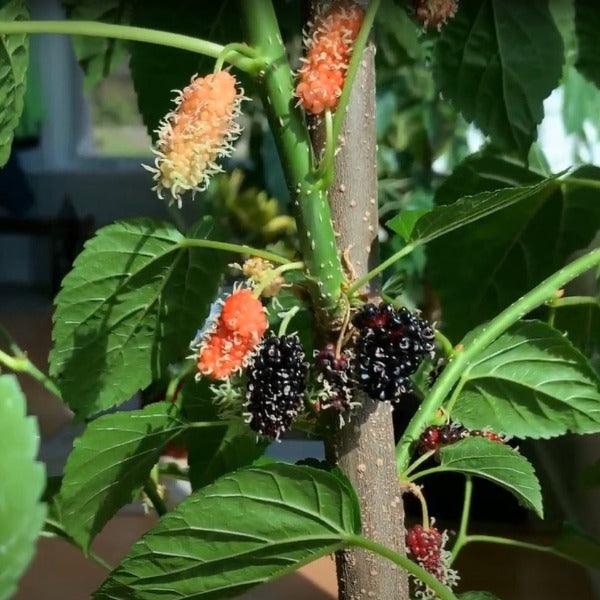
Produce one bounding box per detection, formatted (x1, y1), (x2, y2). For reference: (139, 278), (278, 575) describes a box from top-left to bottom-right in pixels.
(245, 335), (308, 439)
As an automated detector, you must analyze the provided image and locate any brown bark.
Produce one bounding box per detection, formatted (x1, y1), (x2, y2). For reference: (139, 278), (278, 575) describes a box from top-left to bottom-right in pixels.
(310, 13), (410, 599)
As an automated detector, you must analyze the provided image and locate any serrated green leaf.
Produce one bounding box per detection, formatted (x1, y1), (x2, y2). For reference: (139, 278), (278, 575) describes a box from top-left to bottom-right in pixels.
(434, 153), (544, 205)
(388, 178), (556, 244)
(63, 0), (133, 90)
(574, 0), (600, 87)
(452, 320), (600, 440)
(94, 463), (361, 599)
(435, 0), (563, 156)
(57, 403), (189, 550)
(552, 522), (600, 570)
(437, 437), (543, 517)
(0, 375), (46, 600)
(428, 163), (600, 339)
(49, 217), (226, 418)
(0, 0), (29, 168)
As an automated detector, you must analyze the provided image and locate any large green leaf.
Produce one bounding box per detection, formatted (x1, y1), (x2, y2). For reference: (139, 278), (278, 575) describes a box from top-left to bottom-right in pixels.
(0, 375), (46, 600)
(129, 1), (240, 139)
(63, 0), (133, 90)
(94, 463), (361, 599)
(574, 0), (600, 87)
(437, 437), (543, 517)
(388, 178), (556, 244)
(451, 320), (600, 439)
(49, 218), (226, 418)
(435, 0), (563, 156)
(434, 153), (543, 205)
(0, 0), (29, 168)
(427, 163), (600, 338)
(57, 403), (189, 550)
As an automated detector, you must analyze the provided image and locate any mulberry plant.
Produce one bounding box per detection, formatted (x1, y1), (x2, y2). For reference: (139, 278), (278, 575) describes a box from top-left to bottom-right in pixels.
(1, 1), (600, 600)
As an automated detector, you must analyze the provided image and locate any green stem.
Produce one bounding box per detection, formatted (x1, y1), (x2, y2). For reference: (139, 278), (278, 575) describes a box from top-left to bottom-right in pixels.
(0, 348), (62, 398)
(403, 449), (435, 479)
(443, 375), (467, 417)
(179, 238), (291, 264)
(347, 242), (416, 297)
(253, 261), (305, 297)
(0, 21), (260, 73)
(547, 295), (600, 309)
(396, 247), (600, 472)
(464, 534), (576, 565)
(450, 477), (473, 564)
(561, 176), (600, 192)
(405, 465), (446, 483)
(435, 330), (455, 358)
(143, 479), (167, 517)
(45, 518), (113, 571)
(315, 109), (335, 188)
(346, 535), (459, 600)
(278, 306), (300, 336)
(214, 42), (262, 73)
(332, 0), (382, 145)
(241, 0), (344, 314)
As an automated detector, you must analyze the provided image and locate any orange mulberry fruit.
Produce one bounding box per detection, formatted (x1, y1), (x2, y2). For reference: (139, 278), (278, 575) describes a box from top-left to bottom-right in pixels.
(147, 71), (245, 206)
(296, 0), (364, 115)
(194, 289), (268, 381)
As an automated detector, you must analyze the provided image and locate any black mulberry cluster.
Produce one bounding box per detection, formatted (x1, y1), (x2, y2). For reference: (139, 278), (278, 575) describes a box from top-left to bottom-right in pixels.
(245, 334), (308, 439)
(315, 344), (354, 418)
(352, 303), (435, 402)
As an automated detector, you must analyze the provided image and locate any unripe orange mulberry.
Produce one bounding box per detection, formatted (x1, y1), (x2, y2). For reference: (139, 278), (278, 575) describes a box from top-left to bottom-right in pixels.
(147, 71), (244, 206)
(194, 288), (268, 380)
(296, 0), (364, 115)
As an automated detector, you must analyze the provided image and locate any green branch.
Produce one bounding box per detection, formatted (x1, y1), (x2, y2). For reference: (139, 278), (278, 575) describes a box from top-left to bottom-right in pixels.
(396, 247), (600, 472)
(332, 0), (382, 145)
(143, 478), (167, 517)
(179, 239), (291, 264)
(241, 0), (344, 314)
(463, 534), (576, 565)
(546, 295), (600, 309)
(0, 347), (61, 398)
(0, 21), (262, 73)
(450, 477), (473, 564)
(561, 176), (600, 192)
(347, 242), (416, 297)
(347, 535), (458, 600)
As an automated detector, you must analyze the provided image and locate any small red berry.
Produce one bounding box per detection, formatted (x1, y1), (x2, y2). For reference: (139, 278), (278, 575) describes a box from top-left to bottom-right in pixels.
(406, 524), (443, 572)
(419, 426), (442, 453)
(406, 523), (459, 593)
